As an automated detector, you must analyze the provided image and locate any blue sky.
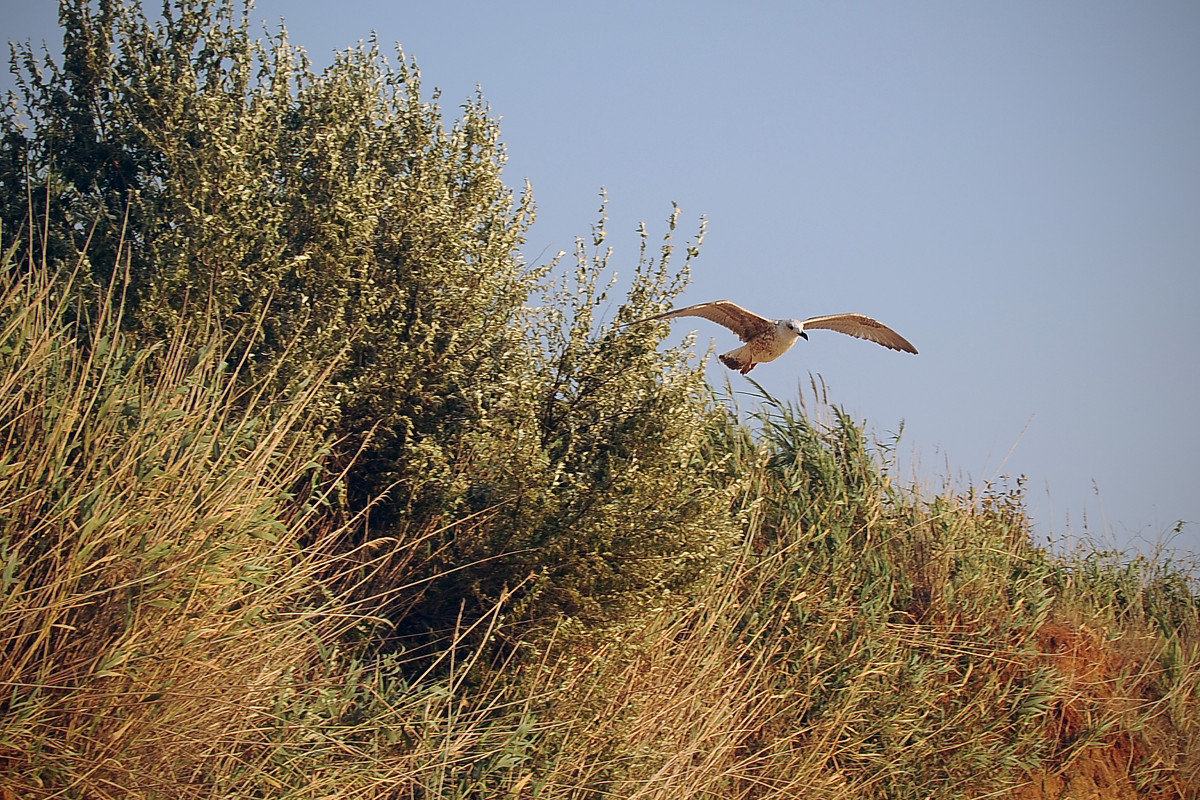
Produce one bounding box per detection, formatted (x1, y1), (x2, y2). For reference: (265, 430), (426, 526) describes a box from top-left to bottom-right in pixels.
(6, 1), (1199, 559)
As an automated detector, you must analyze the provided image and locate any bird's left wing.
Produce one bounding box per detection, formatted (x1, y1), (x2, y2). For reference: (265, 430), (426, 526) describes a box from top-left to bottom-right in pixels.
(800, 314), (918, 354)
(631, 300), (775, 342)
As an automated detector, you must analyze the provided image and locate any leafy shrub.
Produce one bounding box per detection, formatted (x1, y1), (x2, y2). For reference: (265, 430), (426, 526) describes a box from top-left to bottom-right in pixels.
(2, 0), (734, 651)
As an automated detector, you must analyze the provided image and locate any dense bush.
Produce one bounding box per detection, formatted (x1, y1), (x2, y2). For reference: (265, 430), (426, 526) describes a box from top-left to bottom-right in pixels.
(2, 0), (732, 645)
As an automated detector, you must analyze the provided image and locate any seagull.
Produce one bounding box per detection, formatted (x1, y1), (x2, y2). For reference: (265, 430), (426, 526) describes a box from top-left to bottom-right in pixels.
(627, 300), (917, 374)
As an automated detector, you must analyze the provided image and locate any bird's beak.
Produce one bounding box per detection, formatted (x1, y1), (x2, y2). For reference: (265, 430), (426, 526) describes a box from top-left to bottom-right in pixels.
(800, 331), (809, 340)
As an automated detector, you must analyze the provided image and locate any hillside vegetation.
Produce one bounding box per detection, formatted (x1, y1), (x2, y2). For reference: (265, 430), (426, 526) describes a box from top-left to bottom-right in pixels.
(2, 3), (1197, 798)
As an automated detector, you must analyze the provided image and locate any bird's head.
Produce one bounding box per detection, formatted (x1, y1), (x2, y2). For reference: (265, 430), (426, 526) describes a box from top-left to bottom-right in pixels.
(779, 319), (809, 341)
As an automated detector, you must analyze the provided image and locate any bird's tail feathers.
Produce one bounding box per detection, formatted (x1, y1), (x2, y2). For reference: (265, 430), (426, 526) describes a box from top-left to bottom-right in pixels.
(719, 352), (755, 374)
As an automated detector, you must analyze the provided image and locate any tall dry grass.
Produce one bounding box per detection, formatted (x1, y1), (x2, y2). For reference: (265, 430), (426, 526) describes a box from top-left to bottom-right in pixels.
(0, 232), (370, 794)
(481, 393), (1199, 800)
(1, 232), (1196, 799)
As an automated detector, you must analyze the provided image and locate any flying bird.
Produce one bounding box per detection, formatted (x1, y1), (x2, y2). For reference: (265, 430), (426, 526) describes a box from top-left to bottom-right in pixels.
(628, 300), (917, 374)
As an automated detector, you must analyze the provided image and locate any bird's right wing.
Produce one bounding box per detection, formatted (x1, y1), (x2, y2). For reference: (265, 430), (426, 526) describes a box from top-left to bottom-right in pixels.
(631, 300), (775, 342)
(800, 313), (918, 353)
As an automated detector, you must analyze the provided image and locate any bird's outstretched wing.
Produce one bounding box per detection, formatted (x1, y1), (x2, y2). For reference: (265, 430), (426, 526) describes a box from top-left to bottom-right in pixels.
(632, 300), (775, 342)
(800, 313), (918, 354)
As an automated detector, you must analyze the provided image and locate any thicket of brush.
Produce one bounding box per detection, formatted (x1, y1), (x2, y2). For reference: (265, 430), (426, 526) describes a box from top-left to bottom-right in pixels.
(2, 3), (1197, 798)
